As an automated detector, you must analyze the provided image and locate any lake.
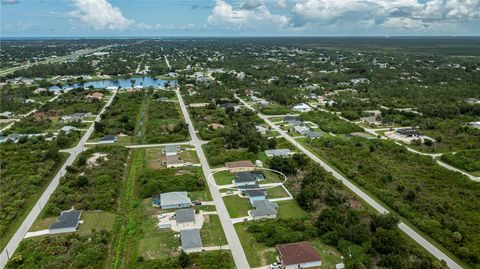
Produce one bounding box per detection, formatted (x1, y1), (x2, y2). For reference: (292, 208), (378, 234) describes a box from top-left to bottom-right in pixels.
(49, 76), (177, 91)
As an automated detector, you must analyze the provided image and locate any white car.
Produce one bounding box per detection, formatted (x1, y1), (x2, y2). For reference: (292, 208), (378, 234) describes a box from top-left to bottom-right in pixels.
(270, 263), (281, 269)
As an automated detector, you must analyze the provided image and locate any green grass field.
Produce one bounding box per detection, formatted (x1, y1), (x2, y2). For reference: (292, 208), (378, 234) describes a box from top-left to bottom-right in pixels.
(214, 171), (235, 185)
(200, 215), (228, 247)
(265, 186), (290, 199)
(276, 200), (308, 219)
(223, 195), (251, 218)
(138, 219), (180, 260)
(234, 223), (277, 267)
(78, 211), (116, 235)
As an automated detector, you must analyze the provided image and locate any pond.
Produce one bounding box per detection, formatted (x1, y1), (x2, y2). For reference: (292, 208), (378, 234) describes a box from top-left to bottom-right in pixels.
(49, 76), (177, 91)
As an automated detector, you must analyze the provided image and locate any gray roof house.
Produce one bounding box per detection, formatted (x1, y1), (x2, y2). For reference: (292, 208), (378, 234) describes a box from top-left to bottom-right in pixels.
(100, 135), (117, 144)
(180, 229), (203, 253)
(49, 210), (82, 234)
(234, 172), (259, 186)
(265, 149), (291, 157)
(251, 200), (278, 220)
(164, 145), (180, 156)
(305, 131), (322, 139)
(160, 191), (191, 209)
(294, 125), (310, 135)
(176, 208), (195, 224)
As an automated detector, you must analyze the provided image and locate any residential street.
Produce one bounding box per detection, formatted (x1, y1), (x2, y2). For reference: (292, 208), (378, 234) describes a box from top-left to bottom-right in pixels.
(236, 95), (463, 269)
(0, 91), (117, 269)
(176, 89), (250, 269)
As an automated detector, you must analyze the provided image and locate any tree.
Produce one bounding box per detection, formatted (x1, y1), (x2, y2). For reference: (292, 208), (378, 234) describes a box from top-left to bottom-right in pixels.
(178, 251), (190, 268)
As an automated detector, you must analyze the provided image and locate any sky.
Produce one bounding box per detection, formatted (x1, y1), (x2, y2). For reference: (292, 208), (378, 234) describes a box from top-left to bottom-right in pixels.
(1, 0), (479, 37)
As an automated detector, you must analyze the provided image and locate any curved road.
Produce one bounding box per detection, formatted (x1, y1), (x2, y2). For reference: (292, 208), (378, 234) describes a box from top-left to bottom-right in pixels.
(236, 95), (463, 269)
(0, 91), (117, 269)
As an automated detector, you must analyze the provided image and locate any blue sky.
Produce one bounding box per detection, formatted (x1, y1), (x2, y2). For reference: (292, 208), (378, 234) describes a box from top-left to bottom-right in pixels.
(1, 0), (479, 37)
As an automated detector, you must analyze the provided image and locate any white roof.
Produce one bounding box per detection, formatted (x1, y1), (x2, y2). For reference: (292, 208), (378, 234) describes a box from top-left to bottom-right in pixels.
(265, 149), (291, 156)
(160, 192), (191, 206)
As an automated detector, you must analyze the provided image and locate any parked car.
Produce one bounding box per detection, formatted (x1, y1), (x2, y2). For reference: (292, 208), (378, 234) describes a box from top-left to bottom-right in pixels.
(270, 262), (281, 269)
(226, 191), (233, 195)
(192, 200), (202, 205)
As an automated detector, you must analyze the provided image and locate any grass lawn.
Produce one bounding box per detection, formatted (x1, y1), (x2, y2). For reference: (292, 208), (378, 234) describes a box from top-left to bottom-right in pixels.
(78, 211), (116, 235)
(310, 239), (343, 269)
(234, 223), (277, 268)
(261, 170), (284, 184)
(179, 149), (199, 163)
(214, 170), (234, 185)
(29, 216), (57, 232)
(276, 200), (308, 219)
(138, 218), (180, 260)
(189, 190), (212, 201)
(223, 195), (251, 218)
(266, 186), (290, 199)
(200, 215), (228, 247)
(29, 211), (116, 235)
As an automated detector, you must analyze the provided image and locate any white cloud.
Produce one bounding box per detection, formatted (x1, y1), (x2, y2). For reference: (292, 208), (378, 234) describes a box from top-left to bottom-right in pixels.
(69, 0), (133, 30)
(291, 0), (480, 29)
(274, 0), (287, 9)
(207, 0), (289, 30)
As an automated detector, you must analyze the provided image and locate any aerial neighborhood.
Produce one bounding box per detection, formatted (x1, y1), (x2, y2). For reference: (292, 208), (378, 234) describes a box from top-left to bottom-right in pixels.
(0, 33), (479, 269)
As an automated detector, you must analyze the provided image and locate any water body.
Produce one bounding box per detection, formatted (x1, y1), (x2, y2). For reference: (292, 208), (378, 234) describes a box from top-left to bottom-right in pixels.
(50, 76), (177, 90)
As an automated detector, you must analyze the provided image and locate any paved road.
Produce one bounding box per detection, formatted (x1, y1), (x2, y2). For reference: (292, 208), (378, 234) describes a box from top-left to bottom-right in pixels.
(176, 89), (250, 269)
(0, 91), (117, 269)
(0, 45), (115, 77)
(1, 95), (61, 132)
(236, 96), (463, 269)
(125, 141), (191, 148)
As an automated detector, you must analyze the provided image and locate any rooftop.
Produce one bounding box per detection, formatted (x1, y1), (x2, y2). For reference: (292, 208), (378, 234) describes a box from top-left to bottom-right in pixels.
(226, 160), (254, 169)
(277, 241), (321, 266)
(160, 192), (191, 206)
(265, 149), (291, 156)
(235, 172), (258, 183)
(180, 229), (203, 250)
(49, 210), (82, 230)
(251, 200), (278, 217)
(165, 144), (180, 153)
(176, 208), (195, 223)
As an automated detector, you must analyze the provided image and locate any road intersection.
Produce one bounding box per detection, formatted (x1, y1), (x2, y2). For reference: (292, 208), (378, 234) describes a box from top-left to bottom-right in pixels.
(236, 95), (464, 269)
(176, 89), (250, 269)
(0, 91), (117, 269)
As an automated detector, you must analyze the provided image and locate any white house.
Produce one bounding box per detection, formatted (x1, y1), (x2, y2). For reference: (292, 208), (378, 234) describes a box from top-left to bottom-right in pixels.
(292, 103), (312, 113)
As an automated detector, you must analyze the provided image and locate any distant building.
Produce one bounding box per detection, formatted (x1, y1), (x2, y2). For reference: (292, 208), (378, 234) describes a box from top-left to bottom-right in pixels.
(265, 149), (292, 157)
(294, 125), (310, 135)
(243, 189), (267, 204)
(467, 121), (480, 129)
(59, 126), (76, 133)
(0, 111), (14, 118)
(87, 92), (104, 100)
(49, 210), (82, 235)
(180, 229), (203, 253)
(395, 128), (422, 138)
(283, 116), (303, 126)
(255, 125), (268, 135)
(465, 98), (480, 104)
(351, 78), (370, 85)
(225, 160), (255, 173)
(99, 135), (117, 144)
(164, 145), (180, 156)
(277, 241), (322, 269)
(305, 131), (322, 139)
(292, 103), (312, 113)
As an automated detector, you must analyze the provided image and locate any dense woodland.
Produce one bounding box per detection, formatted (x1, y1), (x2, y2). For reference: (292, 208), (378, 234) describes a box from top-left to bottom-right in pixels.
(93, 92), (142, 137)
(44, 145), (128, 216)
(0, 137), (66, 241)
(307, 136), (480, 267)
